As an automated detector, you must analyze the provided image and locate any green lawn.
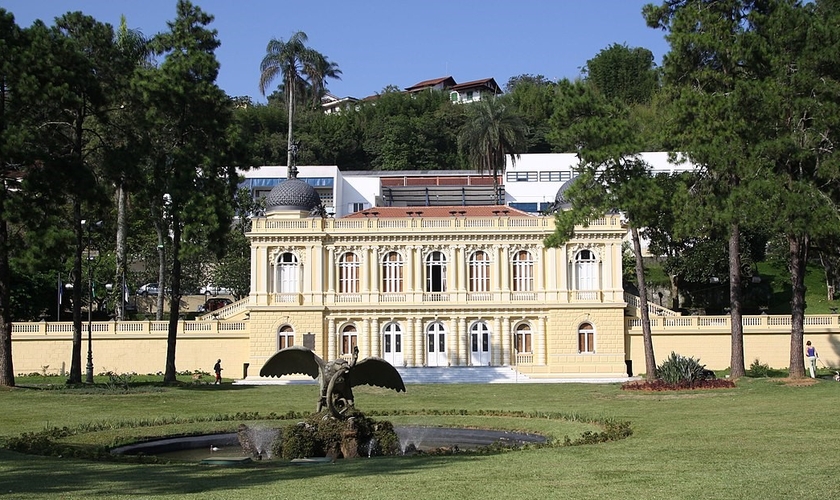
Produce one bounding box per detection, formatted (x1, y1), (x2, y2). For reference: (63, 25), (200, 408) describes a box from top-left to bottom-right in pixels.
(1, 378), (838, 500)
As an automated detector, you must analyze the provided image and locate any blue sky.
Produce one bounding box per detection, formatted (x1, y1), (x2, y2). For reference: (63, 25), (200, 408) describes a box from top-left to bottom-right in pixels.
(4, 1), (670, 103)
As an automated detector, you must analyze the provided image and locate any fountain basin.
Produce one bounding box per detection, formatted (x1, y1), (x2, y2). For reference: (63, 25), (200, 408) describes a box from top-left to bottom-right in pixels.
(110, 426), (547, 462)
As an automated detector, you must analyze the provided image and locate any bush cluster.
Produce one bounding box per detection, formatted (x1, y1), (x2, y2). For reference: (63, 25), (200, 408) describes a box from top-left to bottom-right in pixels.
(656, 351), (715, 385)
(748, 358), (771, 377)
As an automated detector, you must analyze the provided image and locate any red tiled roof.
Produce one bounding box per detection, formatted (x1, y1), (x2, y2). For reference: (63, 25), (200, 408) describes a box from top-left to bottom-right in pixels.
(343, 205), (532, 218)
(450, 78), (500, 93)
(405, 76), (456, 92)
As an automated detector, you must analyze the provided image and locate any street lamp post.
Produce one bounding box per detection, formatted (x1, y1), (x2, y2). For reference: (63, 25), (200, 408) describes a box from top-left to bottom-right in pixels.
(83, 219), (102, 384)
(85, 221), (94, 384)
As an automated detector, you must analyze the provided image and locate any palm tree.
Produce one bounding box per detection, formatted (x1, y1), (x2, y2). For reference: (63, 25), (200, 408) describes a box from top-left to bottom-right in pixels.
(308, 54), (342, 106)
(259, 31), (339, 167)
(458, 98), (529, 203)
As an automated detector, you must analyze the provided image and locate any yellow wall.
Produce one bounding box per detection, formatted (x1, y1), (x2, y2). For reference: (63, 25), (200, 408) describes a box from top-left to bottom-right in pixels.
(11, 321), (249, 377)
(627, 323), (840, 373)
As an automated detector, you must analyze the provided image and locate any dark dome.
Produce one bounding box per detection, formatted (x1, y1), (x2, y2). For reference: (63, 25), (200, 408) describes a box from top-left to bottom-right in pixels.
(265, 179), (321, 213)
(553, 178), (575, 209)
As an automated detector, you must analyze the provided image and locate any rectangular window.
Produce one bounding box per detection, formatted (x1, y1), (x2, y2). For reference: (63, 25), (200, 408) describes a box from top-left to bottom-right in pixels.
(578, 331), (594, 353)
(515, 333), (532, 353)
(506, 171), (538, 182)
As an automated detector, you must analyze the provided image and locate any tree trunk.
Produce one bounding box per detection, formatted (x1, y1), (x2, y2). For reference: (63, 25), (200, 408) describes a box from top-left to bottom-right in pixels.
(155, 224), (165, 321)
(631, 226), (657, 379)
(788, 234), (808, 378)
(114, 182), (127, 321)
(68, 200), (84, 384)
(0, 187), (14, 387)
(286, 76), (295, 168)
(164, 217), (182, 383)
(728, 222), (745, 378)
(668, 272), (680, 311)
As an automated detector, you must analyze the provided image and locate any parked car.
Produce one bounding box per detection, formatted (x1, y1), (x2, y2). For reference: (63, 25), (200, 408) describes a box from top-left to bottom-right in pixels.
(197, 297), (232, 313)
(200, 284), (233, 296)
(137, 283), (165, 296)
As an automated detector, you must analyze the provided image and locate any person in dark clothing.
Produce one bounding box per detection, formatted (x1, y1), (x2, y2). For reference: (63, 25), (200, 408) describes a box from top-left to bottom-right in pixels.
(214, 359), (223, 384)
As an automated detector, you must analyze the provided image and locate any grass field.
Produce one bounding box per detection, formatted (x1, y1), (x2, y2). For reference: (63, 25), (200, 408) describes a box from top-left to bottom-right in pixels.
(1, 377), (838, 500)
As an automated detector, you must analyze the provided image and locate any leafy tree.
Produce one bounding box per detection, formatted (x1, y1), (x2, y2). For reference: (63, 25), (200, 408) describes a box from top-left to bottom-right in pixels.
(136, 0), (240, 382)
(545, 79), (664, 380)
(742, 0), (840, 377)
(645, 0), (840, 378)
(583, 43), (659, 105)
(457, 98), (528, 202)
(0, 10), (25, 386)
(106, 16), (150, 321)
(504, 74), (556, 152)
(28, 12), (125, 384)
(645, 0), (769, 378)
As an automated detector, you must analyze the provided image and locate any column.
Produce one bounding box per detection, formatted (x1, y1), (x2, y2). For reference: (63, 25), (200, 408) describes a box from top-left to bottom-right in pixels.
(535, 246), (544, 294)
(501, 247), (510, 292)
(328, 318), (337, 361)
(415, 317), (424, 366)
(457, 246), (467, 294)
(405, 317), (415, 367)
(361, 318), (371, 358)
(327, 247), (336, 293)
(502, 316), (511, 365)
(448, 317), (457, 366)
(415, 248), (424, 295)
(250, 245), (259, 295)
(371, 247), (380, 294)
(459, 316), (468, 365)
(362, 247), (370, 293)
(371, 318), (380, 357)
(406, 247), (415, 292)
(493, 317), (502, 366)
(537, 315), (547, 366)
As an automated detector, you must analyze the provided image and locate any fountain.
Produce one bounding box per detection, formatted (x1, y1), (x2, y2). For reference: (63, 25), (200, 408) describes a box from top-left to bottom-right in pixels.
(110, 347), (547, 463)
(237, 424), (280, 459)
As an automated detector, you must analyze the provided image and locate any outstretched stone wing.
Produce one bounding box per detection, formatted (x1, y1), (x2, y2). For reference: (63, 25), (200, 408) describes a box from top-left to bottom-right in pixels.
(350, 357), (406, 392)
(260, 346), (326, 380)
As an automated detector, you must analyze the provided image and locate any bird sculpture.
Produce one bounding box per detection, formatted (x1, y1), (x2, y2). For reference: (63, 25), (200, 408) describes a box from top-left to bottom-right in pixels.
(260, 345), (406, 419)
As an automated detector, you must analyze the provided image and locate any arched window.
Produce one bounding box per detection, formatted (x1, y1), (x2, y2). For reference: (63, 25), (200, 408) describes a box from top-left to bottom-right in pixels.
(514, 323), (532, 353)
(469, 251), (490, 292)
(426, 251), (447, 292)
(341, 325), (358, 355)
(512, 250), (534, 292)
(276, 252), (299, 293)
(574, 249), (598, 290)
(277, 325), (294, 350)
(382, 252), (403, 293)
(338, 252), (360, 293)
(578, 322), (595, 353)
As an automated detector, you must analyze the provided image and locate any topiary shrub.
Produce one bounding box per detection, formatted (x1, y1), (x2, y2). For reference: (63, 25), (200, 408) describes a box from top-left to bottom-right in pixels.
(656, 351), (710, 385)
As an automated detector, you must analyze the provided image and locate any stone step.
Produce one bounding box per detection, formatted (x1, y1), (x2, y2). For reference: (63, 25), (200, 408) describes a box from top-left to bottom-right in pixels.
(396, 366), (529, 384)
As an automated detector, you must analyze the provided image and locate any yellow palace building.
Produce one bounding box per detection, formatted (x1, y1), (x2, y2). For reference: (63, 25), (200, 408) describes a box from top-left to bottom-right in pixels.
(244, 167), (629, 380)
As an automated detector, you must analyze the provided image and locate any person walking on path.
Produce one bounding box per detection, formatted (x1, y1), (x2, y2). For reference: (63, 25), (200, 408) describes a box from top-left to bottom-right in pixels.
(214, 359), (223, 385)
(805, 341), (818, 379)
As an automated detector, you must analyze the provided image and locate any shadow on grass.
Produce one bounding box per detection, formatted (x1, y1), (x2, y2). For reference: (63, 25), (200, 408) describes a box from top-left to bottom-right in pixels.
(0, 447), (458, 497)
(11, 381), (263, 393)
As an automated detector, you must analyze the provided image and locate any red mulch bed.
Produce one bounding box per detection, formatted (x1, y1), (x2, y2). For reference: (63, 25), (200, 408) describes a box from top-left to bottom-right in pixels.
(621, 379), (736, 391)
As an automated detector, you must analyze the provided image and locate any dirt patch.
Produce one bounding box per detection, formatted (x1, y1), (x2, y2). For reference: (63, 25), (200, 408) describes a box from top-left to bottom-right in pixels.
(621, 379), (736, 391)
(776, 377), (819, 387)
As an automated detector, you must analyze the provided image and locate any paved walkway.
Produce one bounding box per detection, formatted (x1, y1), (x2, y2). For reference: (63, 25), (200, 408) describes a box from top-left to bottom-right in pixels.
(235, 367), (637, 385)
